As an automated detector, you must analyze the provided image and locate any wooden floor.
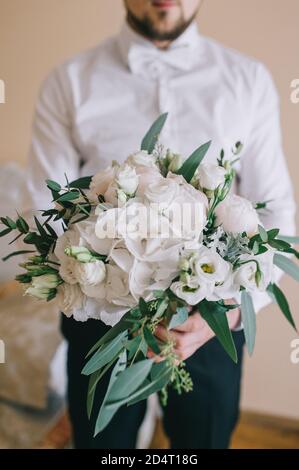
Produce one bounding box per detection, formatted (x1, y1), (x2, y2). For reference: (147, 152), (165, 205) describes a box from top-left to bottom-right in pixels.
(39, 411), (299, 449)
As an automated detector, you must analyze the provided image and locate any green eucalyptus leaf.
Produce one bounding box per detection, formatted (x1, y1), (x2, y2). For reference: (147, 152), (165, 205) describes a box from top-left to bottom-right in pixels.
(86, 310), (135, 358)
(144, 327), (160, 354)
(128, 364), (172, 406)
(2, 250), (35, 262)
(94, 349), (127, 436)
(199, 300), (238, 363)
(141, 113), (168, 153)
(82, 331), (127, 375)
(168, 306), (188, 330)
(107, 359), (153, 403)
(0, 227), (12, 237)
(241, 291), (256, 356)
(56, 191), (80, 203)
(267, 283), (297, 331)
(258, 225), (268, 243)
(274, 254), (299, 282)
(69, 176), (92, 190)
(46, 179), (61, 192)
(277, 235), (299, 245)
(177, 141), (211, 183)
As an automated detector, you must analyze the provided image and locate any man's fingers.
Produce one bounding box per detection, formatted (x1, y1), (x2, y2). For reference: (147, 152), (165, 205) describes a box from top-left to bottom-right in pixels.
(155, 324), (204, 350)
(172, 312), (205, 333)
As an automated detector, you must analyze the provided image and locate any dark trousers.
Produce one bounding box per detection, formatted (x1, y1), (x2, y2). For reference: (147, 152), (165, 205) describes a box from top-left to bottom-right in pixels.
(61, 315), (245, 449)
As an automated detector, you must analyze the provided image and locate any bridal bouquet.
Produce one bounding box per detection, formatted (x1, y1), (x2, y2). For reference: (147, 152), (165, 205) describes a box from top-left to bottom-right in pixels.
(1, 114), (298, 435)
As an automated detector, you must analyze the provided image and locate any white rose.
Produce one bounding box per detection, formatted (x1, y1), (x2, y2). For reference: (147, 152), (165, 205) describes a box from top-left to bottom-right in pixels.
(55, 227), (82, 284)
(144, 177), (179, 209)
(135, 166), (164, 197)
(116, 164), (139, 195)
(88, 166), (116, 202)
(197, 163), (226, 190)
(126, 150), (157, 168)
(215, 194), (259, 237)
(57, 283), (85, 318)
(104, 182), (120, 207)
(76, 215), (117, 256)
(73, 259), (106, 286)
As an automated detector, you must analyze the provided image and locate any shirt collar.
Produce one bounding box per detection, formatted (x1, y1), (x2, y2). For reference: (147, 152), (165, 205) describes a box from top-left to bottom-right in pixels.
(117, 20), (202, 71)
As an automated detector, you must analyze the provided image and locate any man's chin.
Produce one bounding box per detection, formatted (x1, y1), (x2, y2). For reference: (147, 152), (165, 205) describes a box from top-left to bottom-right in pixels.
(127, 10), (195, 42)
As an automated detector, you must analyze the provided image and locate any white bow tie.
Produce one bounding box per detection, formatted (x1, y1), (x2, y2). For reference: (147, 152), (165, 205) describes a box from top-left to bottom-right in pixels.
(128, 43), (195, 79)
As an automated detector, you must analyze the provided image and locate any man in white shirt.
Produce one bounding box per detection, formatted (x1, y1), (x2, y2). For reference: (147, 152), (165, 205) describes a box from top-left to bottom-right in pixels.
(25, 0), (296, 449)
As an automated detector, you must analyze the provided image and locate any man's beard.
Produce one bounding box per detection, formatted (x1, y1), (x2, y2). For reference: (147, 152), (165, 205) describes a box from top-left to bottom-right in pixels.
(126, 8), (197, 42)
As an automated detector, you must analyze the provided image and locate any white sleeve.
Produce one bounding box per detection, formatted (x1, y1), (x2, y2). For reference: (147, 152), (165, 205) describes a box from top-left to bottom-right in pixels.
(238, 63), (296, 314)
(23, 66), (81, 215)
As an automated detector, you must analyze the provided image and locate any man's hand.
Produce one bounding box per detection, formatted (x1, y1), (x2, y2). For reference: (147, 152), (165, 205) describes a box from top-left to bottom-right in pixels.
(148, 299), (241, 362)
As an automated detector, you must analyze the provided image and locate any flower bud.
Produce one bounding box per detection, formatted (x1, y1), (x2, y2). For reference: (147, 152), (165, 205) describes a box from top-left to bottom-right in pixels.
(178, 258), (190, 272)
(65, 246), (95, 263)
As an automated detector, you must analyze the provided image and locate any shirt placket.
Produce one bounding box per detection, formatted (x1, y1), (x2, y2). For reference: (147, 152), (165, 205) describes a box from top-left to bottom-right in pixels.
(156, 68), (178, 149)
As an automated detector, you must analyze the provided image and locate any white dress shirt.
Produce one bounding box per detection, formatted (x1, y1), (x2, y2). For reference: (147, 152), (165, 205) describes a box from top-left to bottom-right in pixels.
(24, 21), (296, 314)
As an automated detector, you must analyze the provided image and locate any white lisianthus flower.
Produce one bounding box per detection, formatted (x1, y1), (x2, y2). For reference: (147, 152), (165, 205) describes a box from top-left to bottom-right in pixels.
(116, 164), (139, 195)
(88, 166), (116, 202)
(170, 278), (210, 305)
(193, 246), (231, 285)
(126, 150), (157, 168)
(215, 194), (259, 237)
(234, 251), (274, 292)
(197, 163), (226, 190)
(73, 259), (106, 287)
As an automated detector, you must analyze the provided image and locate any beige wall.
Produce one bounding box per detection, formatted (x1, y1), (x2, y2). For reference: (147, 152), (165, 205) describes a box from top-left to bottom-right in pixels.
(0, 0), (298, 418)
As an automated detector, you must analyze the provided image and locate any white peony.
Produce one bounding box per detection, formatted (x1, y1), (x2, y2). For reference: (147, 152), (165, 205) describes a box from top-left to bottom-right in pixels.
(165, 173), (208, 240)
(215, 194), (259, 237)
(116, 164), (139, 195)
(73, 259), (106, 286)
(197, 163), (226, 190)
(105, 264), (135, 308)
(126, 150), (157, 168)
